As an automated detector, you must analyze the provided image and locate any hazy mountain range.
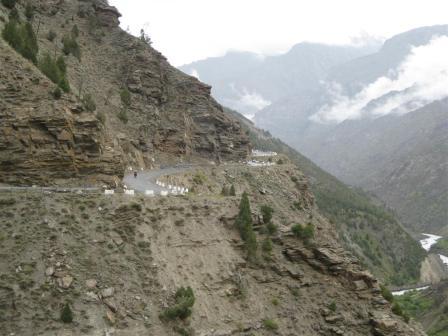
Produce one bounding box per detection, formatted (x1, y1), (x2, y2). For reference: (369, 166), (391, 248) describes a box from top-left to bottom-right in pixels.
(180, 25), (448, 235)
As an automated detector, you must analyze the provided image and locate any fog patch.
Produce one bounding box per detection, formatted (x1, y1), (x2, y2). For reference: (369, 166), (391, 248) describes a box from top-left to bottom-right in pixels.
(239, 90), (271, 111)
(189, 69), (201, 80)
(311, 36), (448, 123)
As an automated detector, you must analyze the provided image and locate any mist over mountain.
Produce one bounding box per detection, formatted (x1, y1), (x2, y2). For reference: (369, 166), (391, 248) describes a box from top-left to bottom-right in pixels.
(180, 42), (377, 119)
(180, 25), (448, 236)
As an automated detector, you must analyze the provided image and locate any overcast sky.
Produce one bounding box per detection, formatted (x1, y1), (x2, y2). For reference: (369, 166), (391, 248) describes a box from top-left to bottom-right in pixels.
(109, 0), (447, 66)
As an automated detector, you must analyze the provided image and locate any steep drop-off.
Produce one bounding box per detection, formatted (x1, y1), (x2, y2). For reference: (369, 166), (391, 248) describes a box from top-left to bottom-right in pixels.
(226, 108), (426, 286)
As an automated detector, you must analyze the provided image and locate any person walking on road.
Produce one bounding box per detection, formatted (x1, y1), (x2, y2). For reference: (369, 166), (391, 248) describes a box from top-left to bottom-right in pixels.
(134, 171), (138, 178)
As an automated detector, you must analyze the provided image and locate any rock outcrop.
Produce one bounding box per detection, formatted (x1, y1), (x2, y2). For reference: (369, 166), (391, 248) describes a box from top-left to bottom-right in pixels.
(0, 0), (250, 186)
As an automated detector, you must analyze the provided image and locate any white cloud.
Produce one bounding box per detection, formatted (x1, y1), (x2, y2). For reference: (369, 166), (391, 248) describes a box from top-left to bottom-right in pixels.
(223, 85), (271, 120)
(239, 90), (272, 111)
(189, 69), (200, 80)
(312, 36), (448, 123)
(109, 0), (448, 66)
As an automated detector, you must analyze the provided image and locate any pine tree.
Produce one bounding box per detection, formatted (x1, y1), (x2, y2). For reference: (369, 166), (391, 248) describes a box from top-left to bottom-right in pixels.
(235, 192), (258, 260)
(60, 303), (73, 323)
(221, 185), (229, 196)
(1, 0), (17, 9)
(229, 184), (236, 196)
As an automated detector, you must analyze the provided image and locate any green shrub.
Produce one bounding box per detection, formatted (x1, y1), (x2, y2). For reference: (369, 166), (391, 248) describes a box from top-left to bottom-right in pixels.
(62, 35), (81, 60)
(71, 24), (79, 38)
(266, 222), (278, 235)
(260, 205), (274, 224)
(192, 173), (206, 185)
(262, 238), (273, 253)
(229, 184), (236, 196)
(39, 53), (70, 92)
(25, 3), (34, 20)
(291, 223), (315, 240)
(47, 30), (57, 41)
(120, 88), (131, 106)
(380, 285), (394, 303)
(392, 302), (410, 322)
(173, 326), (193, 336)
(60, 303), (73, 323)
(236, 192), (258, 260)
(263, 319), (279, 330)
(328, 301), (337, 312)
(52, 87), (62, 99)
(8, 7), (18, 20)
(221, 185), (229, 196)
(117, 109), (128, 123)
(82, 94), (96, 112)
(160, 287), (195, 321)
(292, 201), (302, 210)
(1, 0), (16, 9)
(97, 111), (106, 124)
(2, 18), (38, 63)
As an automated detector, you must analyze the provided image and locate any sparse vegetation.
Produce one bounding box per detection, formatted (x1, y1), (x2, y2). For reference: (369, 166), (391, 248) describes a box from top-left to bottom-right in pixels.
(60, 303), (73, 323)
(393, 287), (448, 335)
(262, 238), (273, 254)
(380, 284), (394, 303)
(431, 238), (448, 255)
(260, 205), (274, 224)
(1, 0), (17, 9)
(221, 185), (229, 196)
(117, 109), (128, 123)
(47, 29), (57, 41)
(52, 87), (62, 99)
(221, 184), (236, 196)
(97, 111), (106, 124)
(25, 3), (34, 20)
(140, 28), (152, 45)
(229, 184), (236, 196)
(62, 33), (81, 60)
(71, 24), (79, 38)
(39, 53), (70, 92)
(2, 17), (38, 63)
(263, 319), (279, 330)
(81, 93), (96, 112)
(120, 88), (131, 106)
(392, 302), (410, 323)
(192, 173), (206, 185)
(229, 107), (426, 285)
(291, 223), (314, 241)
(160, 287), (195, 321)
(235, 192), (258, 260)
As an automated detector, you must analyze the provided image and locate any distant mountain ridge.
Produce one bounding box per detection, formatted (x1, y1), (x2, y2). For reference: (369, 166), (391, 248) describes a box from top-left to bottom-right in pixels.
(181, 25), (448, 235)
(180, 42), (376, 118)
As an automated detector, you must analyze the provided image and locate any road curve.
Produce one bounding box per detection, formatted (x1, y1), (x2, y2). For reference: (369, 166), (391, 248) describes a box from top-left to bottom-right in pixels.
(122, 165), (195, 193)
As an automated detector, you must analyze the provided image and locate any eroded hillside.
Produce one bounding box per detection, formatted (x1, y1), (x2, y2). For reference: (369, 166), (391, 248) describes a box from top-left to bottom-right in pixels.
(0, 161), (426, 335)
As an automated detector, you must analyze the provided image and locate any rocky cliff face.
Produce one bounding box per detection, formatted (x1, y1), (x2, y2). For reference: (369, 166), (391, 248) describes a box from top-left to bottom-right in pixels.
(0, 0), (250, 186)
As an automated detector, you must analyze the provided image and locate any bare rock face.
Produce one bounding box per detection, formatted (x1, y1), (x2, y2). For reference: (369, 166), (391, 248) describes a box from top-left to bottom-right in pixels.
(0, 0), (250, 186)
(0, 48), (124, 186)
(92, 0), (121, 27)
